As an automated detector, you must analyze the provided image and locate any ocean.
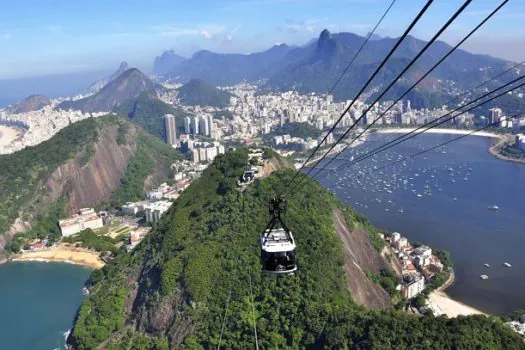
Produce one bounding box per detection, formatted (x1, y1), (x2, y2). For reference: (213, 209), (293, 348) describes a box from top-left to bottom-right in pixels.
(314, 132), (525, 315)
(0, 262), (91, 350)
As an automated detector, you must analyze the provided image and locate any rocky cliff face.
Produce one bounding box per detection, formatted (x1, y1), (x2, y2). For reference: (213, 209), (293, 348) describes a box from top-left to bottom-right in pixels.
(333, 208), (393, 309)
(45, 124), (138, 214)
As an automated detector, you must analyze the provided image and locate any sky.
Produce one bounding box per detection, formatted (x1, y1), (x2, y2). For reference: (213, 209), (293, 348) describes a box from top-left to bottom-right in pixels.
(1, 0), (524, 79)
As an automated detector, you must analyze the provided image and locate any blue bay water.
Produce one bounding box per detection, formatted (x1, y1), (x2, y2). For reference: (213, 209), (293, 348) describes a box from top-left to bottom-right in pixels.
(0, 262), (91, 350)
(314, 132), (525, 315)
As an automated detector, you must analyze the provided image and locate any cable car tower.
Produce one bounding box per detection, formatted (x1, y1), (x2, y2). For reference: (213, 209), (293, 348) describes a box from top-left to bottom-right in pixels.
(260, 197), (297, 275)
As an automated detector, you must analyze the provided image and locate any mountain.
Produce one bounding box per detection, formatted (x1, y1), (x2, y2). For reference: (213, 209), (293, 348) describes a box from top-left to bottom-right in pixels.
(160, 30), (517, 109)
(164, 44), (293, 85)
(114, 92), (191, 141)
(0, 116), (180, 255)
(56, 68), (160, 113)
(68, 149), (524, 349)
(7, 94), (51, 114)
(176, 79), (233, 107)
(266, 30), (512, 106)
(87, 61), (130, 94)
(153, 50), (185, 76)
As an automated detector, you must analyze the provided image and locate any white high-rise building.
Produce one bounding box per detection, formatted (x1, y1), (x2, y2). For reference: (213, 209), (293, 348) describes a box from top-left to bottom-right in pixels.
(199, 116), (210, 136)
(315, 117), (324, 130)
(489, 107), (502, 125)
(192, 116), (200, 135)
(208, 115), (214, 135)
(164, 114), (177, 146)
(184, 116), (191, 134)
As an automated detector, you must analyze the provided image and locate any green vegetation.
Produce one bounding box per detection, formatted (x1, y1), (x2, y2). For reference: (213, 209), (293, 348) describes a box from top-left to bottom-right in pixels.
(0, 118), (99, 235)
(366, 268), (400, 298)
(62, 228), (118, 254)
(263, 122), (323, 142)
(424, 249), (453, 294)
(114, 92), (191, 141)
(501, 143), (525, 159)
(177, 79), (232, 107)
(4, 198), (67, 254)
(213, 110), (234, 120)
(70, 149), (525, 349)
(106, 132), (181, 209)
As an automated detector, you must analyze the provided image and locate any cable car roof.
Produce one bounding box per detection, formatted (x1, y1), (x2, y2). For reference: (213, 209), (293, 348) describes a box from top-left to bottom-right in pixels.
(261, 229), (296, 252)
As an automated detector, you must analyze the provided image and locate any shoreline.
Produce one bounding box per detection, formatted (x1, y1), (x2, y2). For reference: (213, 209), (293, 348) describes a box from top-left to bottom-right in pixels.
(427, 269), (487, 317)
(488, 135), (525, 165)
(427, 290), (487, 318)
(305, 137), (365, 167)
(377, 127), (525, 166)
(0, 125), (24, 147)
(8, 248), (104, 269)
(375, 127), (499, 138)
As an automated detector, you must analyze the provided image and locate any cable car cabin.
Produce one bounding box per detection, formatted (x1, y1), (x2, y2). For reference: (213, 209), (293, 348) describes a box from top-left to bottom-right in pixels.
(260, 227), (297, 275)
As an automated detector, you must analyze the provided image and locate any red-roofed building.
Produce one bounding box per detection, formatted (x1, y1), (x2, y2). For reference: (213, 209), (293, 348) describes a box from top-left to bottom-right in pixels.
(31, 242), (46, 251)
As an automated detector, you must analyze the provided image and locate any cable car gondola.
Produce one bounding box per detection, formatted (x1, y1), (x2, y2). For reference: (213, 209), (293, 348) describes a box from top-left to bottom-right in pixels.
(260, 197), (297, 275)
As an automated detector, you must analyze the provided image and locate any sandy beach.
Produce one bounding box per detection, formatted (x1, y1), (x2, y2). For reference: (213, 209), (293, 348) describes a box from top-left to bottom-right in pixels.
(427, 291), (486, 318)
(11, 247), (104, 269)
(376, 127), (499, 139)
(0, 125), (23, 147)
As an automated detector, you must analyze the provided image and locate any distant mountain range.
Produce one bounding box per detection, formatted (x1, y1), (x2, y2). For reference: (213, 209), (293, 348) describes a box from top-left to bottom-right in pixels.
(176, 79), (233, 107)
(164, 43), (294, 85)
(56, 68), (161, 113)
(155, 29), (517, 108)
(7, 94), (51, 114)
(87, 61), (129, 94)
(152, 51), (186, 76)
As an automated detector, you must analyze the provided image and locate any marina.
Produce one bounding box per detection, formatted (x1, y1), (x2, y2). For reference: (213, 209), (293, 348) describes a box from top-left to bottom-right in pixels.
(314, 132), (525, 315)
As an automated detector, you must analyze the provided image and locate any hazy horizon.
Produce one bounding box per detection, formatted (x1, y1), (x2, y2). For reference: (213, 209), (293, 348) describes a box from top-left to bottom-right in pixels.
(1, 0), (524, 80)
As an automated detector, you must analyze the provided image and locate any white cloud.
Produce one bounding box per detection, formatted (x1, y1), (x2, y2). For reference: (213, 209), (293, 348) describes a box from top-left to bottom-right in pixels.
(154, 24), (225, 39)
(285, 19), (325, 34)
(200, 30), (213, 39)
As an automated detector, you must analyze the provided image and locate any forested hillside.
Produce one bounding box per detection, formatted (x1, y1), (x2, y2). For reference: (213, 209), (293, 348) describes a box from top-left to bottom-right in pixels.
(69, 149), (524, 349)
(114, 92), (190, 141)
(0, 116), (180, 254)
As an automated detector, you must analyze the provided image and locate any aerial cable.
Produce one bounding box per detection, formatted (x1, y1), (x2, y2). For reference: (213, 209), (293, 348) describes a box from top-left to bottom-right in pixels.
(307, 0), (511, 181)
(217, 290), (232, 350)
(279, 0), (434, 196)
(283, 0), (472, 197)
(322, 78), (525, 174)
(319, 58), (525, 167)
(269, 0), (397, 196)
(248, 269), (259, 350)
(358, 112), (522, 178)
(327, 0), (398, 97)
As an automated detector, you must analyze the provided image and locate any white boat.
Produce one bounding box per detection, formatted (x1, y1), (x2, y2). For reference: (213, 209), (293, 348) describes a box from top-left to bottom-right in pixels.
(484, 263), (490, 268)
(488, 205), (499, 211)
(480, 275), (488, 280)
(504, 262), (512, 268)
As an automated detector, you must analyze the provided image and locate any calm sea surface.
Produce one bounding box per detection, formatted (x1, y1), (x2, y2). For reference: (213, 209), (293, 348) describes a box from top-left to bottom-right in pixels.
(0, 262), (91, 349)
(314, 132), (525, 315)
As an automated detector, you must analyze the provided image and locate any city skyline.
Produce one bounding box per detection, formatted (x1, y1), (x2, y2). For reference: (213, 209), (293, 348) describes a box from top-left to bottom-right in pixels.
(1, 0), (525, 79)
